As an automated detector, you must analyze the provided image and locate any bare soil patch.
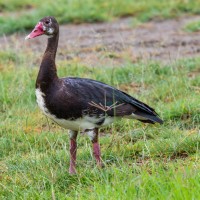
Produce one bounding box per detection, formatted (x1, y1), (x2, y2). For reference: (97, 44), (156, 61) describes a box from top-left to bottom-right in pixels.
(1, 15), (200, 66)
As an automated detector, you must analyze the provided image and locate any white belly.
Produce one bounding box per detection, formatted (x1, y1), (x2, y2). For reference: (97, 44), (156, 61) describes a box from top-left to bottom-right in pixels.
(35, 88), (114, 131)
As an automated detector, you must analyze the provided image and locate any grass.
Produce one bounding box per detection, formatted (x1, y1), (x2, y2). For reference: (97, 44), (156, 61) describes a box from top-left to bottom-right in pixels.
(184, 20), (200, 32)
(1, 1), (200, 198)
(1, 0), (200, 35)
(0, 45), (200, 199)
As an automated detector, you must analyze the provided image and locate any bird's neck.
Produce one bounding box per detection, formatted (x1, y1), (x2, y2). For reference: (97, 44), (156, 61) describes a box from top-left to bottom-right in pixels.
(36, 32), (59, 90)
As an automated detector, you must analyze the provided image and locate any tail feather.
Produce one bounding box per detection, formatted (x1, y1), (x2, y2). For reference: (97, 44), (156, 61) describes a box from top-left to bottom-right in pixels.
(143, 114), (163, 124)
(133, 112), (163, 124)
(137, 119), (156, 124)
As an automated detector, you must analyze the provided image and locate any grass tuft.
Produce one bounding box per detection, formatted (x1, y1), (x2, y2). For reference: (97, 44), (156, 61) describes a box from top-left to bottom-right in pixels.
(184, 20), (200, 32)
(1, 48), (199, 198)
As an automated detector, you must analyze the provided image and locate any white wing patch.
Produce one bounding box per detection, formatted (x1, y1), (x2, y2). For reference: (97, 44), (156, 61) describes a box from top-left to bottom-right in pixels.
(35, 88), (49, 114)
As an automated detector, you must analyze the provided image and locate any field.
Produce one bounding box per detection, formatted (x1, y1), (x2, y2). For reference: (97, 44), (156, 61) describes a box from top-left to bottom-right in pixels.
(0, 0), (200, 199)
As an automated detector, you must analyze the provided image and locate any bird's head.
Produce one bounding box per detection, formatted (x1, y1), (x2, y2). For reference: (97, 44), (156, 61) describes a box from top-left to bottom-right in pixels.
(25, 16), (58, 40)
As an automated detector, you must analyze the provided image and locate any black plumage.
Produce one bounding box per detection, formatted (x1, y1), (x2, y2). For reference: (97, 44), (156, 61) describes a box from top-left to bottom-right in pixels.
(26, 16), (163, 174)
(42, 77), (163, 124)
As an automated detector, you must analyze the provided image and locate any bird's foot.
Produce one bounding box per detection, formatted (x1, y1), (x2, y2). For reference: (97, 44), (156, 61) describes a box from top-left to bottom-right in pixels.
(69, 166), (76, 175)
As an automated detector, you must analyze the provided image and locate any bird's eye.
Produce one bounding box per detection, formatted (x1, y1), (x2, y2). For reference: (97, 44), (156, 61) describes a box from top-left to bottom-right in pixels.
(45, 20), (50, 25)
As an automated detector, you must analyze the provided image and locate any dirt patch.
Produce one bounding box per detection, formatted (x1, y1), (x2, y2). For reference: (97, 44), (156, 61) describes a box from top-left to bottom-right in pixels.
(1, 15), (200, 66)
(170, 151), (189, 160)
(119, 82), (148, 94)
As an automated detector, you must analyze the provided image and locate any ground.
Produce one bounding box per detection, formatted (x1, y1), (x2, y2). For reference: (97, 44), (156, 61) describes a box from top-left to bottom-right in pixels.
(1, 15), (200, 67)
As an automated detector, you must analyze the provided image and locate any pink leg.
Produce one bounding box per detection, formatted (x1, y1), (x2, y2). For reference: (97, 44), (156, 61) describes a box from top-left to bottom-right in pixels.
(91, 128), (103, 168)
(69, 131), (78, 174)
(93, 142), (102, 167)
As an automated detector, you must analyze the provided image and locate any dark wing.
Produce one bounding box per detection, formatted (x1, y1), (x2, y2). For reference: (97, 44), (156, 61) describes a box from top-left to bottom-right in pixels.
(59, 77), (163, 124)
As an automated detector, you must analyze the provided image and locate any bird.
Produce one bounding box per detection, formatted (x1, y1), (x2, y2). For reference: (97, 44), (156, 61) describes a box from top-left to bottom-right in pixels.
(25, 16), (163, 174)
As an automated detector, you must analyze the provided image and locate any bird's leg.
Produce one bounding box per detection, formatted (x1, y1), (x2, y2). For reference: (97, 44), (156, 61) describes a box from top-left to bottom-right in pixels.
(69, 130), (78, 174)
(87, 128), (102, 167)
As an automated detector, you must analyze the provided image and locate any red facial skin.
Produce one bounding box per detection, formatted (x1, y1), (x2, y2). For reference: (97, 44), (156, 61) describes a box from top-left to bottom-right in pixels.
(25, 22), (44, 39)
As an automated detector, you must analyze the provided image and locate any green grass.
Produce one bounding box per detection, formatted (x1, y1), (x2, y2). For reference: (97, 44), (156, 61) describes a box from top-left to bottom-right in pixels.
(1, 46), (200, 199)
(1, 0), (200, 35)
(1, 1), (200, 198)
(184, 20), (200, 32)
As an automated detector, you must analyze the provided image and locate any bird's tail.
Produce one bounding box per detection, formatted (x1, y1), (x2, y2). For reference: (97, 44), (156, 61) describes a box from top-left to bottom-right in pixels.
(131, 111), (163, 124)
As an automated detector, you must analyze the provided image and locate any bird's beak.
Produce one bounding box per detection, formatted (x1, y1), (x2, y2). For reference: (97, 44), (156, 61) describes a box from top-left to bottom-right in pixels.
(25, 22), (44, 40)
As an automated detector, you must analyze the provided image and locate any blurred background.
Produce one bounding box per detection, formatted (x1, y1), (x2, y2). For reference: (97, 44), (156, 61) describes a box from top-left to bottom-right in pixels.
(1, 0), (200, 199)
(1, 0), (200, 35)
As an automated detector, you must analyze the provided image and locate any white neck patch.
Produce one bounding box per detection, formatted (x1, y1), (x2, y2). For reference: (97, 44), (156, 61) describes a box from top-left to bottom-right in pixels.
(48, 28), (54, 34)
